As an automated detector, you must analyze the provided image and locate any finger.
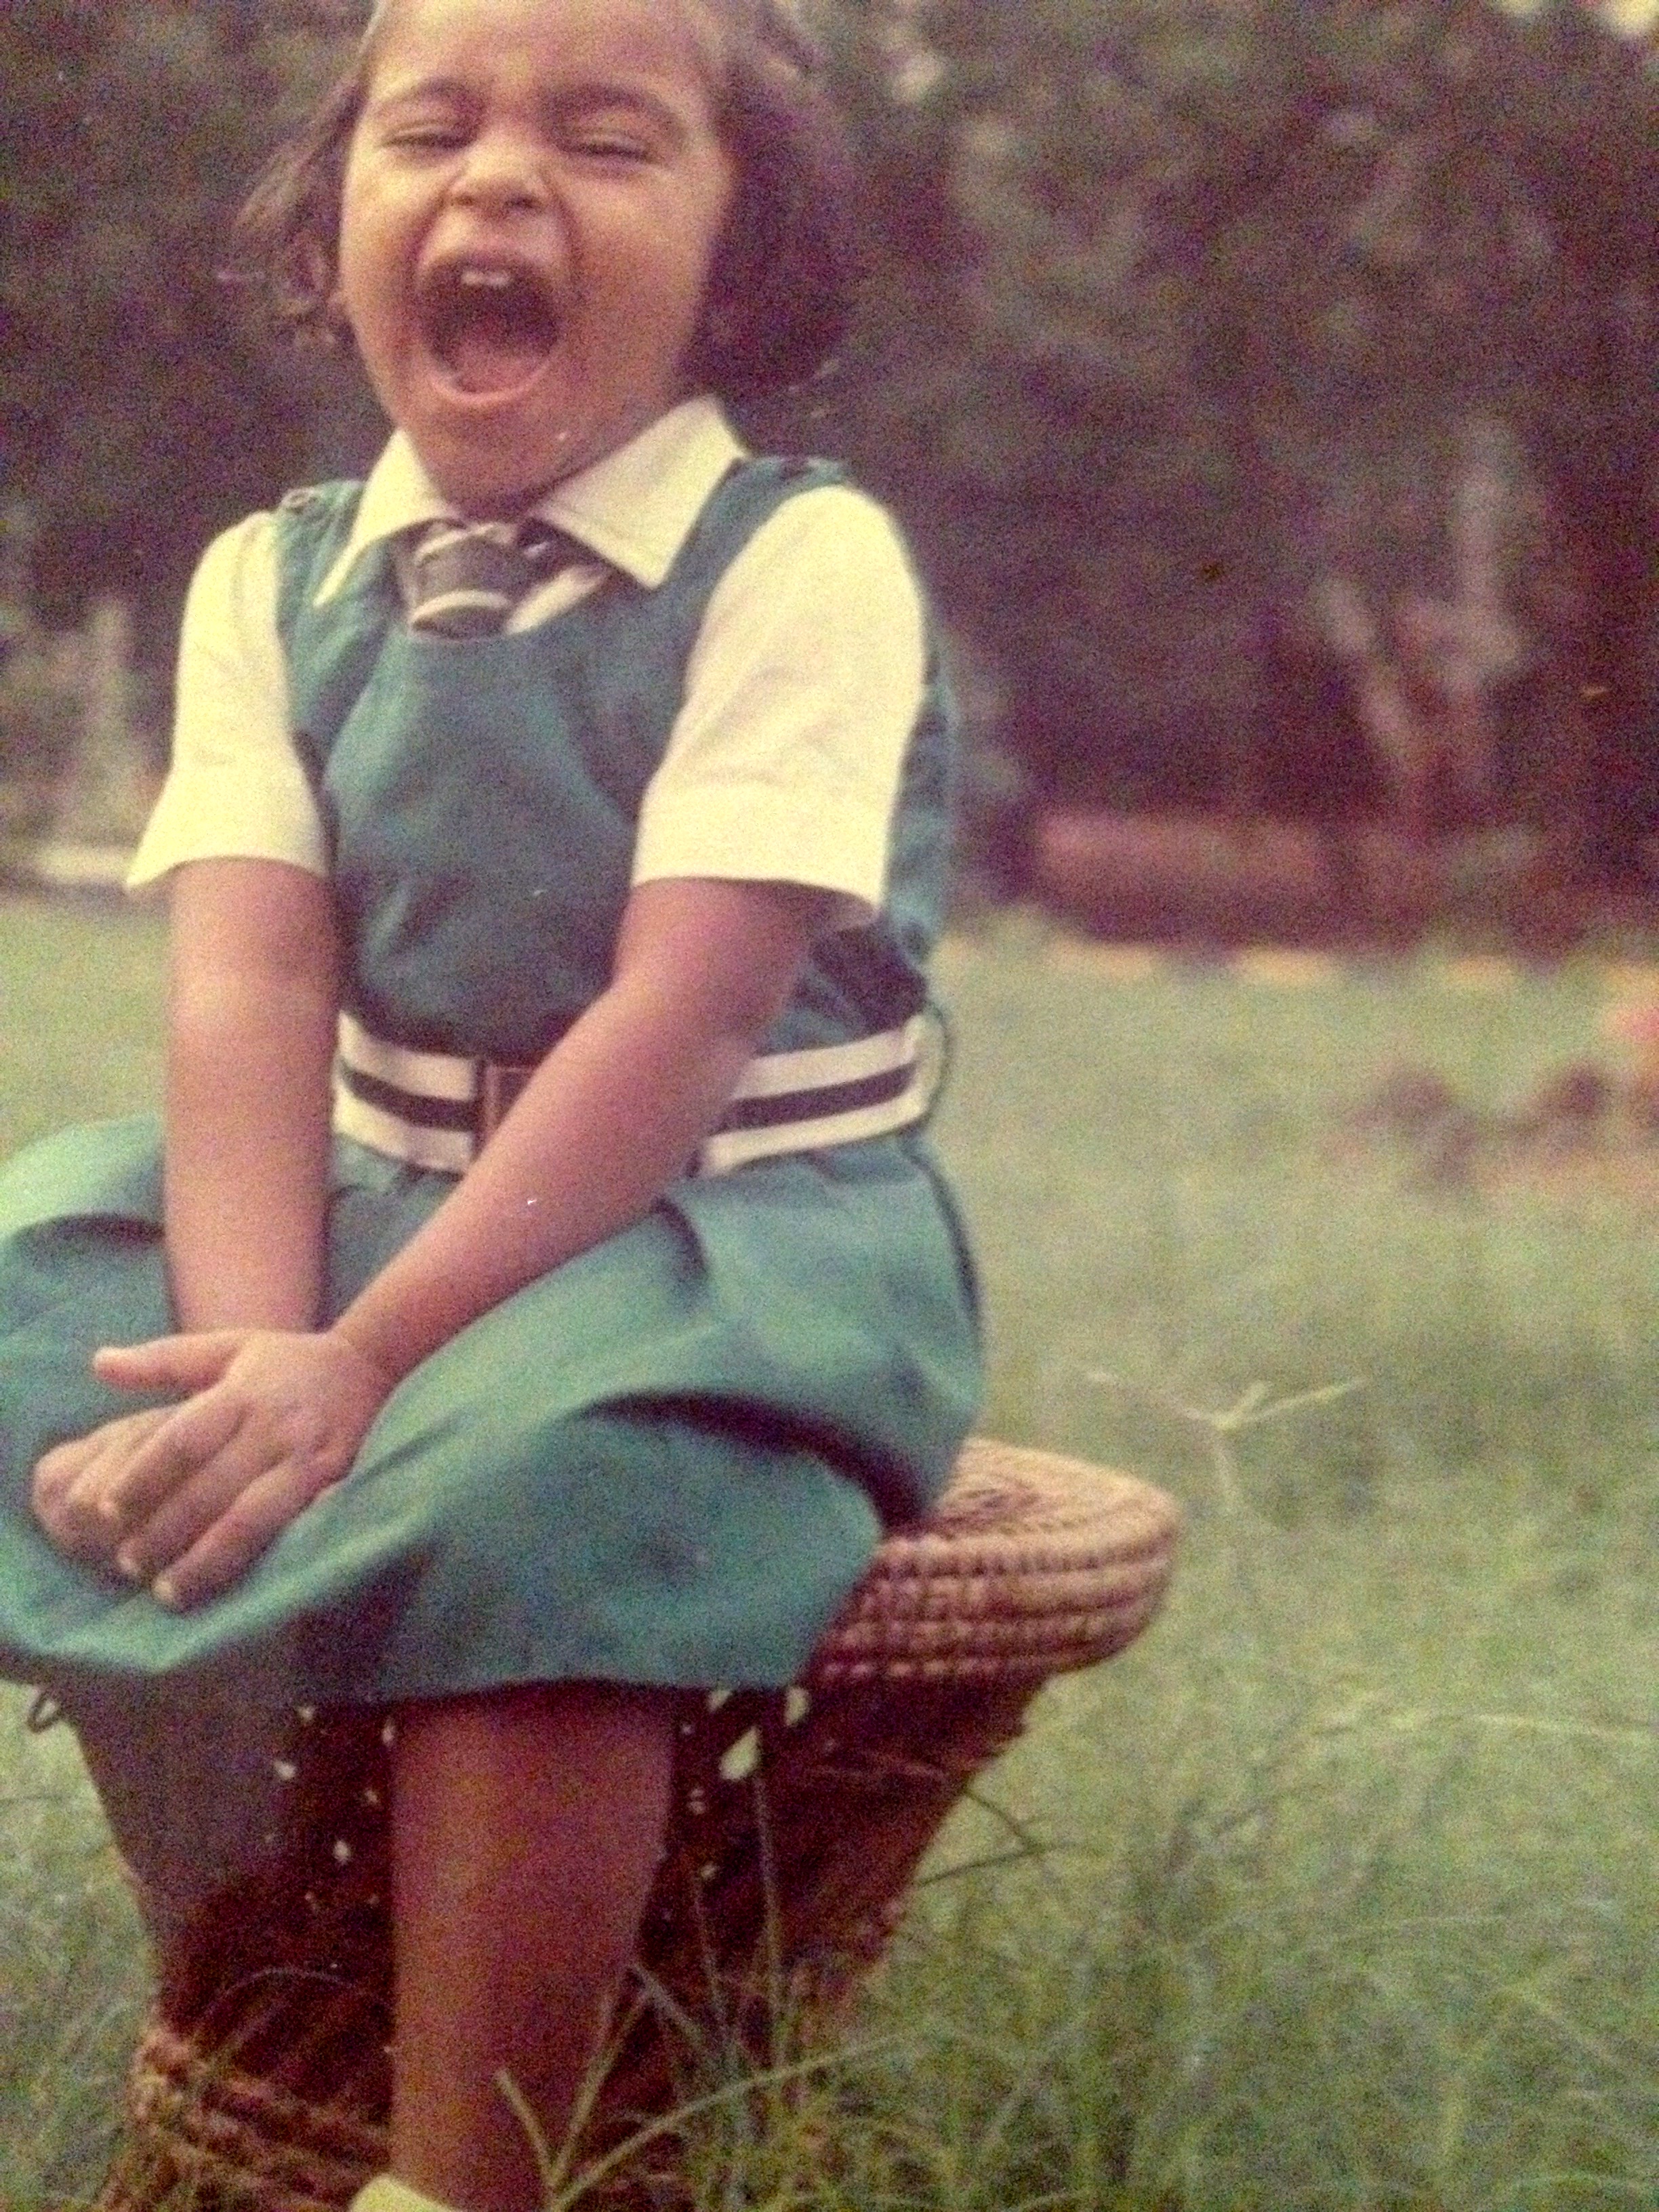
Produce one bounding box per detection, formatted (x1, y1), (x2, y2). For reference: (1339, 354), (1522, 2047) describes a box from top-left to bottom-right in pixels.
(91, 1332), (247, 1398)
(56, 1407), (172, 1500)
(100, 1390), (249, 1532)
(63, 1414), (167, 1536)
(33, 1414), (167, 1561)
(114, 1427), (273, 1585)
(35, 1435), (125, 1561)
(33, 1430), (104, 1517)
(150, 1459), (335, 1611)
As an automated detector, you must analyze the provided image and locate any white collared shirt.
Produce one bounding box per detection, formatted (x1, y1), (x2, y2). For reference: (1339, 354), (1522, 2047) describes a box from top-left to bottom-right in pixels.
(129, 396), (928, 926)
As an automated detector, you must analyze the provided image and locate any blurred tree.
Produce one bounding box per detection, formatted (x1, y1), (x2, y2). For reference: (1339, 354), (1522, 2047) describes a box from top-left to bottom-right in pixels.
(827, 0), (1657, 868)
(0, 1), (355, 668)
(2, 0), (1652, 865)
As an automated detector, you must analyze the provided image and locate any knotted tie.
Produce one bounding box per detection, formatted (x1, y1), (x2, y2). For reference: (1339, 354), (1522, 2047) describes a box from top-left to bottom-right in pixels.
(405, 518), (584, 640)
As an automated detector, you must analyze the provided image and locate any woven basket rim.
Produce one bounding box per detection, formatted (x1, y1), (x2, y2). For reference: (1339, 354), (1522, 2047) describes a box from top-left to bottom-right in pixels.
(807, 1439), (1179, 1683)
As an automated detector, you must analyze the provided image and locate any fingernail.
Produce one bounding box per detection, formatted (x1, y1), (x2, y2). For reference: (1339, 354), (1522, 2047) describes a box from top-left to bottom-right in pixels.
(151, 1576), (178, 1608)
(115, 1548), (143, 1582)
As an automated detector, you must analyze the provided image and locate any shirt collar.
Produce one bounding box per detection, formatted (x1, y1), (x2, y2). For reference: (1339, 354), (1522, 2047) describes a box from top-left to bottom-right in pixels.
(312, 395), (747, 606)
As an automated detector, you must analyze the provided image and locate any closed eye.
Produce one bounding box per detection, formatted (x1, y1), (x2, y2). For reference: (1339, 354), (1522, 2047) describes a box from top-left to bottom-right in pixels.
(550, 86), (685, 163)
(567, 131), (655, 162)
(385, 124), (470, 151)
(365, 79), (474, 151)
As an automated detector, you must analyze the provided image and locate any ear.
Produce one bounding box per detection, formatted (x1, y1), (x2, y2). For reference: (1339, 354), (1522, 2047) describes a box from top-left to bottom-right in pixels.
(321, 249), (354, 344)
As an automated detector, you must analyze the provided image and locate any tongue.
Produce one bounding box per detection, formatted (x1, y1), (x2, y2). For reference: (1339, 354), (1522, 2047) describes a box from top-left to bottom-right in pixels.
(446, 325), (551, 396)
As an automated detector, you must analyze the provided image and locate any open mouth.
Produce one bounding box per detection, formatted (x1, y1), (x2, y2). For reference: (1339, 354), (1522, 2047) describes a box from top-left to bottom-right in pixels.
(418, 261), (562, 397)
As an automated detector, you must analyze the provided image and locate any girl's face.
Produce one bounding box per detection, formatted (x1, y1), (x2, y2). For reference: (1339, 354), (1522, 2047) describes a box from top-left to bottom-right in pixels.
(336, 0), (735, 514)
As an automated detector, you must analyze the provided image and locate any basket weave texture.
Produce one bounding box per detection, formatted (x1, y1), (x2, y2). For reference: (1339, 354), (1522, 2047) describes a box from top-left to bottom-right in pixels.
(95, 1441), (1179, 2212)
(811, 1438), (1181, 1683)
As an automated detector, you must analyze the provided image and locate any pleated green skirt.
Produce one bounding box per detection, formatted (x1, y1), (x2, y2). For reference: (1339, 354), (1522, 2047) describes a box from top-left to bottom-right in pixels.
(0, 1113), (980, 1711)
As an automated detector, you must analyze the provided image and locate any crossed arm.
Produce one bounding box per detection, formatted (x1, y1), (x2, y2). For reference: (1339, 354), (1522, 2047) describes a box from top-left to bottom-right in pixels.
(32, 855), (827, 1608)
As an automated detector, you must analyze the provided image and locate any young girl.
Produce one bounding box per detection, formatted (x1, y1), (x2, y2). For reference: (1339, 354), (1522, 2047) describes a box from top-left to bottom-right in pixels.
(0, 1), (979, 2208)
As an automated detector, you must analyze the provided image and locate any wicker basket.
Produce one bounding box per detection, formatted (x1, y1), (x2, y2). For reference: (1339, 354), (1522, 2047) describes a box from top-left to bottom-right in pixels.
(94, 1440), (1179, 2211)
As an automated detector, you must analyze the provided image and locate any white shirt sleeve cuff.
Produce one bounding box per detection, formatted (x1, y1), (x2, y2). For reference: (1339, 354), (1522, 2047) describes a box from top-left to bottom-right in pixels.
(127, 766), (329, 888)
(629, 485), (926, 926)
(126, 512), (326, 891)
(631, 783), (888, 927)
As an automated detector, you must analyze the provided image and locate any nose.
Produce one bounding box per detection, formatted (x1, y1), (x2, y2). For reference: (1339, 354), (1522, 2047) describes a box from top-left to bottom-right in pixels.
(447, 127), (551, 217)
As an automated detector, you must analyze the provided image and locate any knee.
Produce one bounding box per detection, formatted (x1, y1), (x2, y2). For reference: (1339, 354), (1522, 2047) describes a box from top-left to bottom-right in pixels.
(390, 1679), (676, 1806)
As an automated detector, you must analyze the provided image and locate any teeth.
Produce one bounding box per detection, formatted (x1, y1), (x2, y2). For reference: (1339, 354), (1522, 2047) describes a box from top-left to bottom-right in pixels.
(459, 267), (514, 289)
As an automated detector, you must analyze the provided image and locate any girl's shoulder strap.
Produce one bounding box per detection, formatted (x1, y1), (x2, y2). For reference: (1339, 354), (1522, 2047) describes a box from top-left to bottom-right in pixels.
(667, 453), (852, 600)
(270, 481), (405, 777)
(270, 480), (368, 640)
(718, 452), (848, 507)
(714, 453), (851, 527)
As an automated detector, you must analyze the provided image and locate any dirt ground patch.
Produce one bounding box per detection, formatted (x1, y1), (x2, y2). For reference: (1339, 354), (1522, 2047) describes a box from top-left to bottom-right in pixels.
(1334, 1054), (1659, 1213)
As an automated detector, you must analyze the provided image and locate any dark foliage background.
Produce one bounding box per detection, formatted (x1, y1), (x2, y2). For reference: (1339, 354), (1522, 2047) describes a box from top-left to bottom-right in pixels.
(1, 0), (1654, 872)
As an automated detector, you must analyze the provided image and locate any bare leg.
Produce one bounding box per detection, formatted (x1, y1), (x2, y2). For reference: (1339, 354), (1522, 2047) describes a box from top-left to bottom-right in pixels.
(389, 1682), (675, 2212)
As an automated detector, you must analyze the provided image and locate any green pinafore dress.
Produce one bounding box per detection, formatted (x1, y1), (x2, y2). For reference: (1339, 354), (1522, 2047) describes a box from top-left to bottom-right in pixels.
(0, 459), (982, 1755)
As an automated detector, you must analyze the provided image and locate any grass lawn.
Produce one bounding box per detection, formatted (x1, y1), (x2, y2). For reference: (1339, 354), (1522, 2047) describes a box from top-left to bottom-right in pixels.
(1, 893), (1655, 2209)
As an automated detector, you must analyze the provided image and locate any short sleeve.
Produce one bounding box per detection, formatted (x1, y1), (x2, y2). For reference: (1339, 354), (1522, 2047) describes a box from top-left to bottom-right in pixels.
(630, 485), (926, 927)
(126, 513), (327, 890)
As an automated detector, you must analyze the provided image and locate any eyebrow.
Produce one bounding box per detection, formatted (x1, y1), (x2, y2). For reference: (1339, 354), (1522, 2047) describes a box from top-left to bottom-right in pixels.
(363, 73), (472, 118)
(546, 81), (695, 141)
(366, 74), (697, 141)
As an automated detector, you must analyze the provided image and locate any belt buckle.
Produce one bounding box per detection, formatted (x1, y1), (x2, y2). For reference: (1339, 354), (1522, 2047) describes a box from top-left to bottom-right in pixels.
(476, 1059), (534, 1145)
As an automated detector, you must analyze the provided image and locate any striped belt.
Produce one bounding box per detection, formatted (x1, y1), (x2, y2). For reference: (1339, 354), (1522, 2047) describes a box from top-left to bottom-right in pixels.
(332, 1010), (944, 1177)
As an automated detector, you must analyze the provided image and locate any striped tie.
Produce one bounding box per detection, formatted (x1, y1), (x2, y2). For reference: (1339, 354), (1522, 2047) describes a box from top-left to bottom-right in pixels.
(405, 518), (582, 640)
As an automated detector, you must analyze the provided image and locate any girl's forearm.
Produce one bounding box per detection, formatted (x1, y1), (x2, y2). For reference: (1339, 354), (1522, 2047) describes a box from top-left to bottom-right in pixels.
(165, 973), (335, 1330)
(329, 966), (752, 1384)
(162, 861), (339, 1333)
(330, 878), (825, 1390)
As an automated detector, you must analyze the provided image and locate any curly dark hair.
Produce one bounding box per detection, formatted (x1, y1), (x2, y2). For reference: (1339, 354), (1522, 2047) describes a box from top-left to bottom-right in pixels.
(229, 0), (862, 401)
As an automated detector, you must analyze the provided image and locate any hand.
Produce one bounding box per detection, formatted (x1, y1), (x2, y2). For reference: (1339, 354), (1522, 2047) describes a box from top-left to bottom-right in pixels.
(83, 1329), (394, 1611)
(32, 1407), (180, 1570)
